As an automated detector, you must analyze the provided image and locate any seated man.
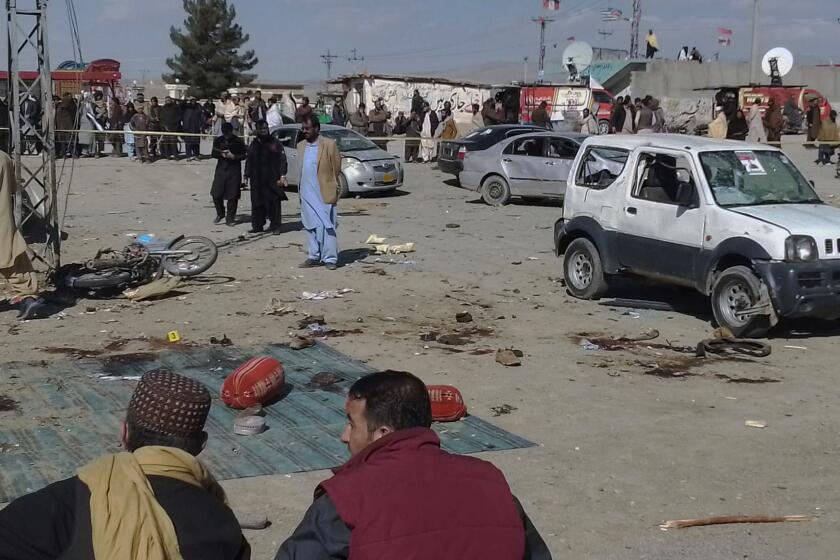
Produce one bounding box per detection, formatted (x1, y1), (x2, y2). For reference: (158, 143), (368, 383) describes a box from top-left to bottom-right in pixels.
(0, 370), (250, 560)
(276, 370), (552, 560)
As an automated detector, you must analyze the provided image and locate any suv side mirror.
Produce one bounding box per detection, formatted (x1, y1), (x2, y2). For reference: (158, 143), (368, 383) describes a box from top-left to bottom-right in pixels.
(675, 182), (696, 207)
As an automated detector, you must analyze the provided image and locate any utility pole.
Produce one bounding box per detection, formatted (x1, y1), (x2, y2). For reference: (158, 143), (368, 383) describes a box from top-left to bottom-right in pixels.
(320, 49), (339, 82)
(532, 16), (555, 83)
(523, 56), (529, 84)
(630, 0), (642, 58)
(750, 0), (760, 84)
(347, 48), (365, 71)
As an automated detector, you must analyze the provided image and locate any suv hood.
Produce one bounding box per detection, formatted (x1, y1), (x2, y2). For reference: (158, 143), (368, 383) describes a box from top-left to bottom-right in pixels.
(730, 204), (840, 236)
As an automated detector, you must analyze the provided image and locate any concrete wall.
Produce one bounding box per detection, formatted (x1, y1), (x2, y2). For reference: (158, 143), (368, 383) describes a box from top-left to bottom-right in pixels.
(630, 61), (840, 106)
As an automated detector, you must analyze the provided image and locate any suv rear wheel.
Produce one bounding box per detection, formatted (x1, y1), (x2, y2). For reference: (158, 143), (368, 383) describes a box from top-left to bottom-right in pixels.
(564, 238), (607, 299)
(711, 266), (772, 338)
(481, 175), (511, 206)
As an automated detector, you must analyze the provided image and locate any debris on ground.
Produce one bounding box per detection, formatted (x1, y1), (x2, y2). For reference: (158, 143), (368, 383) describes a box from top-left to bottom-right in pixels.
(421, 331), (440, 342)
(455, 311), (473, 323)
(660, 515), (811, 529)
(210, 335), (233, 346)
(301, 289), (354, 300)
(0, 442), (20, 453)
(715, 374), (780, 384)
(222, 357), (285, 409)
(783, 345), (807, 350)
(365, 234), (387, 244)
(428, 385), (467, 422)
(124, 277), (183, 301)
(745, 420), (768, 428)
(298, 314), (326, 328)
(233, 414), (266, 436)
(310, 372), (343, 387)
(495, 348), (523, 367)
(600, 298), (677, 312)
(263, 298), (295, 316)
(374, 243), (415, 254)
(289, 336), (315, 350)
(445, 223), (460, 229)
(1, 396), (21, 412)
(491, 404), (518, 416)
(696, 337), (772, 358)
(363, 267), (387, 276)
(237, 515), (272, 530)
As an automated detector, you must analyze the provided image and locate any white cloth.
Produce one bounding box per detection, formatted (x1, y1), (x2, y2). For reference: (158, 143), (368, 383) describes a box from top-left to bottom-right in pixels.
(582, 115), (599, 135)
(421, 112), (437, 161)
(746, 105), (767, 143)
(267, 104), (283, 129)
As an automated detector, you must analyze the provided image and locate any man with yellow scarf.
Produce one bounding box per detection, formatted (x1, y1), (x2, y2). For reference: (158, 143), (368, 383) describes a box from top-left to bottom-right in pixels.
(0, 370), (250, 560)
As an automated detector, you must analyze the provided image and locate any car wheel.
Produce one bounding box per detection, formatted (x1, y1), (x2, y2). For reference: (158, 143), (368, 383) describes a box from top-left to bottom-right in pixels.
(563, 238), (607, 299)
(711, 266), (772, 338)
(338, 174), (350, 199)
(598, 120), (611, 135)
(481, 175), (511, 206)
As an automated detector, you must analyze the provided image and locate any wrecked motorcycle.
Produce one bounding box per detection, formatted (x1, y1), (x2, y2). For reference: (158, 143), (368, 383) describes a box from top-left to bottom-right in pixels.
(62, 234), (218, 292)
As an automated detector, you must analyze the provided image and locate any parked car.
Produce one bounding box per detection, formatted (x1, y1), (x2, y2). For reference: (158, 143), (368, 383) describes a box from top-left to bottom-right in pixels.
(458, 132), (622, 206)
(271, 124), (403, 197)
(438, 124), (544, 178)
(555, 134), (840, 337)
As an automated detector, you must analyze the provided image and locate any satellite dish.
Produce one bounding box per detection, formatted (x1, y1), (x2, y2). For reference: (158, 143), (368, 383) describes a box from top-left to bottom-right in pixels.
(562, 41), (593, 83)
(761, 47), (793, 85)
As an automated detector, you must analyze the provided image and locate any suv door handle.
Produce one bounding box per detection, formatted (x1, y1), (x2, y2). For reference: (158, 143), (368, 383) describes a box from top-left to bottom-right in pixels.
(502, 158), (512, 163)
(544, 161), (556, 165)
(626, 207), (637, 215)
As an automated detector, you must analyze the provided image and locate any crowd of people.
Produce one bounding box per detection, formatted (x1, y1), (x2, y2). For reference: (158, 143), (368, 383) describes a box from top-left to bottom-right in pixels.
(0, 368), (552, 560)
(606, 94), (667, 134)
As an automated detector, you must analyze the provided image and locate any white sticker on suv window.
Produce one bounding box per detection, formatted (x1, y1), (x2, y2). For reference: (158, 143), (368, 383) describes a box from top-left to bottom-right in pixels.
(735, 151), (767, 175)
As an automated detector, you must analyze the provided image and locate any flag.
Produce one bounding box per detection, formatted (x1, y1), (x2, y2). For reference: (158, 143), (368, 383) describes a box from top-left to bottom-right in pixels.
(601, 8), (623, 21)
(718, 36), (732, 46)
(717, 27), (733, 36)
(544, 0), (560, 10)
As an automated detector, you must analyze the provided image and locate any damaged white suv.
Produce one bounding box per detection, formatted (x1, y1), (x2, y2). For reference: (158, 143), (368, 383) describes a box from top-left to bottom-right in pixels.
(554, 134), (840, 337)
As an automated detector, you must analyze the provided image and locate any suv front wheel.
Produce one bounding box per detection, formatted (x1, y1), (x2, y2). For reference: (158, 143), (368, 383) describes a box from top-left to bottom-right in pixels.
(711, 266), (772, 338)
(564, 238), (607, 299)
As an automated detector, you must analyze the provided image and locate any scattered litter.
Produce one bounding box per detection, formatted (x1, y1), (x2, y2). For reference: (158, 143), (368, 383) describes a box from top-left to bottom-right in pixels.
(263, 298), (295, 316)
(363, 267), (387, 276)
(298, 315), (326, 328)
(124, 277), (183, 301)
(97, 375), (142, 381)
(715, 374), (779, 384)
(495, 348), (523, 367)
(238, 515), (272, 530)
(745, 420), (768, 429)
(167, 331), (181, 343)
(289, 336), (315, 350)
(455, 311), (473, 323)
(696, 337), (771, 358)
(491, 404), (518, 416)
(421, 331), (439, 342)
(527, 257), (540, 261)
(660, 515), (811, 529)
(210, 335), (233, 346)
(600, 298), (677, 312)
(445, 223), (460, 229)
(510, 261), (522, 265)
(374, 243), (415, 254)
(365, 234), (387, 244)
(623, 310), (641, 319)
(307, 323), (331, 334)
(310, 372), (343, 387)
(579, 339), (601, 351)
(301, 289), (354, 300)
(783, 345), (807, 350)
(0, 442), (20, 453)
(0, 394), (19, 411)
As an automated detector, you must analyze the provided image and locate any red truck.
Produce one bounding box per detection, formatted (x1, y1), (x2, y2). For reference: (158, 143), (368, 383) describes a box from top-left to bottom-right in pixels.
(517, 85), (614, 134)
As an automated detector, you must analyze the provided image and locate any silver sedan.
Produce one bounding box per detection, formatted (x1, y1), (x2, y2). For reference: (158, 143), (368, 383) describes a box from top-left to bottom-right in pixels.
(458, 132), (589, 206)
(271, 124), (403, 197)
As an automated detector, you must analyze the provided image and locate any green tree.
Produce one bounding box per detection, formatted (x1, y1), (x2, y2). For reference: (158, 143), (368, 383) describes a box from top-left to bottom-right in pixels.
(164, 0), (258, 98)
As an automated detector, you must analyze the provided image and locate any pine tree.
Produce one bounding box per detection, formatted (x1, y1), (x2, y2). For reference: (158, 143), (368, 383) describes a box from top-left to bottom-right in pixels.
(164, 0), (258, 98)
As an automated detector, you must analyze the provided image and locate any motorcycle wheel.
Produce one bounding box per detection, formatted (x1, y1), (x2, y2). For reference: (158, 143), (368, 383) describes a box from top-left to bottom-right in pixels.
(163, 236), (218, 277)
(64, 269), (132, 289)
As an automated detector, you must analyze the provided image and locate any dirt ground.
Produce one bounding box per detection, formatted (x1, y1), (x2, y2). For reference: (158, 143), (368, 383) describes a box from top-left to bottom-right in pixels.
(2, 136), (839, 559)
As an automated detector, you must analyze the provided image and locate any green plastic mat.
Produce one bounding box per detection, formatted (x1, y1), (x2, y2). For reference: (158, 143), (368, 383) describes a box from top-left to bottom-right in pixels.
(0, 343), (534, 502)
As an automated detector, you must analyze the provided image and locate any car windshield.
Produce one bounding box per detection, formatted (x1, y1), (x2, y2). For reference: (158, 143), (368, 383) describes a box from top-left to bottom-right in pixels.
(321, 129), (379, 152)
(700, 150), (820, 207)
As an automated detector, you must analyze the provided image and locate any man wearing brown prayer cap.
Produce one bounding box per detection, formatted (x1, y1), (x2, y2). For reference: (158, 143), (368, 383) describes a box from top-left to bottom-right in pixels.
(0, 370), (250, 560)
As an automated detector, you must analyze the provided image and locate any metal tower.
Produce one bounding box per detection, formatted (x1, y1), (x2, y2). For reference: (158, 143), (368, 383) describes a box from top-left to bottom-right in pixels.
(629, 0), (642, 59)
(532, 16), (554, 83)
(7, 0), (60, 271)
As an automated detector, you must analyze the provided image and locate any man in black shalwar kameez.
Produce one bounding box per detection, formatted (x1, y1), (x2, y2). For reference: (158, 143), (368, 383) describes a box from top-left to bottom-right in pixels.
(210, 122), (246, 226)
(244, 120), (288, 235)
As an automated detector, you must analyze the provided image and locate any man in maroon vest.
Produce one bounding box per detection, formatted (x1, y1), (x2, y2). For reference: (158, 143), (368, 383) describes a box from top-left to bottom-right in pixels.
(275, 370), (552, 560)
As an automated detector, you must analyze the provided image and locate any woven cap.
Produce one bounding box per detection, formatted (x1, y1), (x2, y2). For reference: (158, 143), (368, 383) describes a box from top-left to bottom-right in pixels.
(127, 370), (211, 438)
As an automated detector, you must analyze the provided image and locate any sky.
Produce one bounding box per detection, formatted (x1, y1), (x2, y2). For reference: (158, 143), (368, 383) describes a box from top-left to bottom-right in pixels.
(7, 0), (840, 84)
